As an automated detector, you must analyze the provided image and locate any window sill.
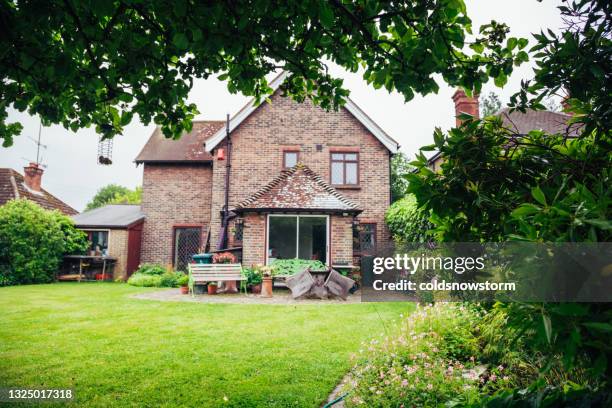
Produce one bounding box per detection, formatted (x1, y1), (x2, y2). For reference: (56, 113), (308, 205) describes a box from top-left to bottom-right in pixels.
(334, 185), (361, 190)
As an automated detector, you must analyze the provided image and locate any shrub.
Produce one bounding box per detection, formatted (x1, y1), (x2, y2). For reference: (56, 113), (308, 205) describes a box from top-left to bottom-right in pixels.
(127, 273), (162, 287)
(128, 270), (186, 288)
(0, 200), (88, 286)
(343, 304), (488, 407)
(135, 263), (167, 276)
(176, 273), (189, 287)
(271, 259), (326, 276)
(384, 194), (434, 244)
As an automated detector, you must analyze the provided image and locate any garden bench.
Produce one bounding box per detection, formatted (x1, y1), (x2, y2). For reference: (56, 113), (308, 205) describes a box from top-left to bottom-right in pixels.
(187, 263), (244, 296)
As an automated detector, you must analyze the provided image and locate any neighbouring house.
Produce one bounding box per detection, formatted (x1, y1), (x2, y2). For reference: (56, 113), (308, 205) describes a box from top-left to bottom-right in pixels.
(428, 90), (581, 171)
(72, 204), (145, 279)
(0, 163), (77, 215)
(135, 72), (400, 271)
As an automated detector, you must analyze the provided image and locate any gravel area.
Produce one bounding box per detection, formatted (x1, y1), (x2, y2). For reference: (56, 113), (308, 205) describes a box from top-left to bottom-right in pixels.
(131, 288), (362, 304)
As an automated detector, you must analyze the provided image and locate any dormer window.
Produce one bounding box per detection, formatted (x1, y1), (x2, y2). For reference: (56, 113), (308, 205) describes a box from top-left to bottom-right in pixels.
(283, 150), (299, 169)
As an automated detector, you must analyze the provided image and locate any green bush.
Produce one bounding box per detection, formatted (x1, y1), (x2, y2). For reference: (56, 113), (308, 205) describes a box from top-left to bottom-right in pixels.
(135, 263), (167, 276)
(128, 270), (186, 288)
(127, 273), (162, 287)
(270, 259), (326, 276)
(0, 200), (88, 286)
(343, 304), (491, 407)
(384, 194), (434, 244)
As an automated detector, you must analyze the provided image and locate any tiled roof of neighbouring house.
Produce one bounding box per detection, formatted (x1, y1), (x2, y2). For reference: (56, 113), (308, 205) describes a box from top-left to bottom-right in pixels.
(135, 120), (225, 163)
(0, 168), (78, 215)
(498, 108), (582, 137)
(234, 163), (362, 213)
(72, 204), (144, 228)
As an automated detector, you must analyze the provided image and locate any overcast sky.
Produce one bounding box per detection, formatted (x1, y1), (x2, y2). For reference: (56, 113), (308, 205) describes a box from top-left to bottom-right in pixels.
(0, 0), (565, 212)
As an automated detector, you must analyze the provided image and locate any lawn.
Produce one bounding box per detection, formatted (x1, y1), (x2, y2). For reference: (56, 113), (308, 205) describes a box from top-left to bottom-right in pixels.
(0, 283), (412, 407)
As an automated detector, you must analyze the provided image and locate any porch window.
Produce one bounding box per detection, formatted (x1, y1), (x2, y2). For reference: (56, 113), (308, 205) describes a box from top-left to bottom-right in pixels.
(353, 223), (376, 253)
(331, 152), (359, 186)
(283, 150), (299, 169)
(173, 226), (201, 271)
(267, 215), (328, 264)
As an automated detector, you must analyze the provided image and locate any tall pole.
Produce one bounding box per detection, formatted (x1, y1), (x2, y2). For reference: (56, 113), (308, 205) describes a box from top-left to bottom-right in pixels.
(36, 120), (42, 165)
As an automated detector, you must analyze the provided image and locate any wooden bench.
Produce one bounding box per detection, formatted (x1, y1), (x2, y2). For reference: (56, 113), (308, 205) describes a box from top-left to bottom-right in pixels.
(187, 263), (244, 296)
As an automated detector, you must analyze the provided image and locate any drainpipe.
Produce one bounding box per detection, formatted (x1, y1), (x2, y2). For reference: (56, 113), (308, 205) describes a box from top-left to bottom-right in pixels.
(218, 114), (232, 250)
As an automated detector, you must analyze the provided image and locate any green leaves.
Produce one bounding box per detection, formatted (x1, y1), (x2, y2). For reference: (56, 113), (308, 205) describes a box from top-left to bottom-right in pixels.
(0, 0), (526, 145)
(531, 186), (547, 206)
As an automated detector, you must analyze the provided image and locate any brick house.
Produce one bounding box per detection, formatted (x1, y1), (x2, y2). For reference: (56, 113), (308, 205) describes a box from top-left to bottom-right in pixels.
(135, 72), (399, 270)
(428, 90), (581, 170)
(0, 163), (77, 215)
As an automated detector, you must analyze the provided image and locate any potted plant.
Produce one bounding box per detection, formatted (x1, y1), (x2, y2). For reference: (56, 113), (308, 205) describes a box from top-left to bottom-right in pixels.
(207, 281), (218, 295)
(177, 274), (189, 294)
(260, 265), (275, 298)
(245, 265), (263, 294)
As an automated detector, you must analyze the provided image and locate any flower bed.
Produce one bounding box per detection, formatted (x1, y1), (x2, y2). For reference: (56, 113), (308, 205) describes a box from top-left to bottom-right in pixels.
(342, 304), (513, 407)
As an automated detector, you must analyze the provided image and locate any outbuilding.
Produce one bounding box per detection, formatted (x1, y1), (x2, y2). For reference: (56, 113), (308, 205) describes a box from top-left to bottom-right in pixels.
(72, 204), (145, 280)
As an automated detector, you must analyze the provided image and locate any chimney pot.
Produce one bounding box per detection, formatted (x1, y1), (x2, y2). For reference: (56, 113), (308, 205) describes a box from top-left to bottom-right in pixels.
(452, 89), (480, 126)
(23, 162), (44, 192)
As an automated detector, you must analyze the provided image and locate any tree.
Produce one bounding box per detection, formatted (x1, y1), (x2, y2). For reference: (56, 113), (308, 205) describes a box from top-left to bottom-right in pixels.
(1, 0), (527, 146)
(0, 199), (88, 285)
(479, 91), (502, 116)
(109, 186), (142, 205)
(85, 184), (131, 211)
(407, 0), (612, 396)
(390, 152), (412, 202)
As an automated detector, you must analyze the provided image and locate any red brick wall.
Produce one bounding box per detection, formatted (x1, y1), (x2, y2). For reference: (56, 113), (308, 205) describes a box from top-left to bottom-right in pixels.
(209, 92), (391, 255)
(241, 212), (266, 267)
(331, 215), (354, 265)
(140, 163), (213, 266)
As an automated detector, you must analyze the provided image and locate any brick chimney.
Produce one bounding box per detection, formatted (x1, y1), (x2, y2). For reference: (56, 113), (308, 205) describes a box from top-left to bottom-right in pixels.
(452, 89), (480, 126)
(23, 162), (43, 192)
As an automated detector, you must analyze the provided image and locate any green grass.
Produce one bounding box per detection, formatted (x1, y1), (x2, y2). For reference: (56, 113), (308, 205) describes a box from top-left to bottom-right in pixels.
(0, 283), (412, 407)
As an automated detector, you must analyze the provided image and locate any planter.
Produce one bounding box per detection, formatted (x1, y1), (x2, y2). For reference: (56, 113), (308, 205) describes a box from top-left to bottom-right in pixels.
(180, 285), (189, 295)
(250, 283), (262, 294)
(207, 284), (218, 295)
(261, 276), (273, 298)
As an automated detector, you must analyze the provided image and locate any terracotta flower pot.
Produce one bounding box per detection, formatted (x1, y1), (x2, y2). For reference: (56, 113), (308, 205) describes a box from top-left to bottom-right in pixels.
(261, 276), (273, 298)
(250, 283), (262, 294)
(180, 285), (189, 295)
(207, 284), (218, 295)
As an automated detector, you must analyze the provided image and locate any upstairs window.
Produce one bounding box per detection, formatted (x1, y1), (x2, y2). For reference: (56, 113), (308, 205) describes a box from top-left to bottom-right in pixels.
(283, 151), (299, 169)
(331, 152), (359, 186)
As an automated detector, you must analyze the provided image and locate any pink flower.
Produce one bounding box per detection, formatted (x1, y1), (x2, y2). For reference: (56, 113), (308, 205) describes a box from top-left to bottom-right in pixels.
(427, 383), (433, 390)
(401, 379), (408, 387)
(470, 356), (475, 362)
(490, 374), (497, 381)
(497, 365), (504, 371)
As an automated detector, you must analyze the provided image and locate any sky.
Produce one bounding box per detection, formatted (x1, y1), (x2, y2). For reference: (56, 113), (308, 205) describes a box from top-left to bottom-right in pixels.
(0, 0), (565, 212)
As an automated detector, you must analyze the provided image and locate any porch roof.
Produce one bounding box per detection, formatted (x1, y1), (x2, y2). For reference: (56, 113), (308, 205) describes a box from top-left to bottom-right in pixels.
(234, 163), (362, 214)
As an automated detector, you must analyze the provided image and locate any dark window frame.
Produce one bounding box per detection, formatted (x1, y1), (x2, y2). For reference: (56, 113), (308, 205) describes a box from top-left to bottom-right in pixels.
(282, 150), (300, 169)
(353, 222), (377, 254)
(330, 151), (360, 186)
(171, 224), (203, 270)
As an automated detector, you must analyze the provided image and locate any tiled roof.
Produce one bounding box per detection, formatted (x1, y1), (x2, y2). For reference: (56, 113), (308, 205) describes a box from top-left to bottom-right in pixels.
(135, 120), (225, 163)
(0, 168), (78, 215)
(72, 204), (144, 228)
(499, 108), (581, 137)
(235, 163), (362, 213)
